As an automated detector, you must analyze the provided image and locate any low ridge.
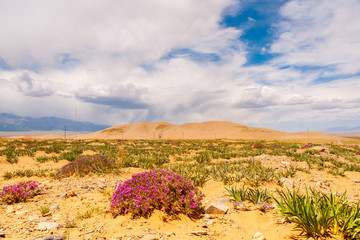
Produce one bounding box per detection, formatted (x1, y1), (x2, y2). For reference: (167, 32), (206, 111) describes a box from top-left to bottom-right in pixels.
(73, 121), (342, 142)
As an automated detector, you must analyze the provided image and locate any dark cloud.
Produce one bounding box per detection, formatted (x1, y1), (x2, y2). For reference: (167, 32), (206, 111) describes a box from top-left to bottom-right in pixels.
(11, 72), (54, 97)
(77, 95), (149, 109)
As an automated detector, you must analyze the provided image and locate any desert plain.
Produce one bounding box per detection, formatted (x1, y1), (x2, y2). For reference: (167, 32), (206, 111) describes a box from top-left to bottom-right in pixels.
(1, 121), (360, 240)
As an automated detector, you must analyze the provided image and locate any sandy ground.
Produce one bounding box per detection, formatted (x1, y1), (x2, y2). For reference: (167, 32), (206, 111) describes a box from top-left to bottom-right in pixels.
(1, 151), (360, 239)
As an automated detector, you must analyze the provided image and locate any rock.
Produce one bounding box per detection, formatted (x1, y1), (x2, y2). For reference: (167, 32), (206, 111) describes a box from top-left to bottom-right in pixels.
(6, 205), (14, 214)
(314, 179), (330, 188)
(205, 202), (229, 214)
(281, 161), (291, 166)
(0, 233), (5, 238)
(142, 234), (158, 240)
(316, 181), (330, 188)
(164, 232), (175, 237)
(43, 236), (65, 240)
(15, 210), (30, 215)
(65, 190), (77, 198)
(28, 215), (39, 221)
(205, 220), (215, 225)
(97, 185), (106, 189)
(52, 214), (62, 221)
(143, 228), (156, 234)
(313, 146), (328, 152)
(354, 180), (360, 183)
(203, 213), (212, 219)
(252, 232), (266, 240)
(191, 231), (208, 236)
(36, 222), (62, 231)
(280, 177), (295, 188)
(50, 205), (59, 211)
(57, 194), (66, 199)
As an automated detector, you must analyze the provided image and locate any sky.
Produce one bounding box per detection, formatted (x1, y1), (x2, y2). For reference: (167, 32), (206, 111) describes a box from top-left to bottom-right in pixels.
(0, 0), (359, 133)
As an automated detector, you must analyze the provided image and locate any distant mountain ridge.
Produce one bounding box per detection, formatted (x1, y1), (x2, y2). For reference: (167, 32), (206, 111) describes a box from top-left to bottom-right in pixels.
(0, 113), (109, 132)
(323, 126), (360, 134)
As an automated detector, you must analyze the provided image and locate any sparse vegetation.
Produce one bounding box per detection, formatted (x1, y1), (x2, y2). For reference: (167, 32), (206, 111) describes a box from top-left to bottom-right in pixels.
(273, 187), (360, 239)
(1, 138), (360, 239)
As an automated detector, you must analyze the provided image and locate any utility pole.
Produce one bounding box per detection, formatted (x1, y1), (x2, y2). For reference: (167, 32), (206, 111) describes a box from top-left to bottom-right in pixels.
(64, 125), (67, 139)
(75, 106), (78, 139)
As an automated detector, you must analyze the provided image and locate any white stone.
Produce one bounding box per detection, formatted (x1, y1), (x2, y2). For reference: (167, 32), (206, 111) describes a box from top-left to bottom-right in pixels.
(28, 215), (39, 221)
(281, 161), (291, 165)
(15, 210), (30, 215)
(6, 205), (14, 214)
(252, 232), (266, 240)
(36, 222), (62, 231)
(50, 205), (59, 211)
(205, 202), (229, 214)
(142, 234), (158, 240)
(280, 177), (295, 188)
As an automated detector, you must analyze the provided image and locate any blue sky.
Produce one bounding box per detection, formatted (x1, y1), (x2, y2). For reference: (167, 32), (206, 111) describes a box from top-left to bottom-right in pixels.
(0, 0), (359, 133)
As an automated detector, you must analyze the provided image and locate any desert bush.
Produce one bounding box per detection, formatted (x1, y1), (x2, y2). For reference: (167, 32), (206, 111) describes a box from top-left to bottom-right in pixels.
(226, 185), (271, 204)
(277, 166), (296, 179)
(5, 145), (18, 164)
(0, 181), (41, 204)
(59, 151), (80, 161)
(226, 185), (249, 203)
(56, 155), (117, 178)
(247, 188), (272, 204)
(273, 187), (360, 239)
(45, 141), (66, 154)
(166, 163), (210, 187)
(301, 143), (314, 149)
(251, 141), (267, 149)
(110, 169), (204, 220)
(39, 205), (50, 216)
(36, 155), (50, 163)
(2, 168), (57, 180)
(195, 151), (212, 164)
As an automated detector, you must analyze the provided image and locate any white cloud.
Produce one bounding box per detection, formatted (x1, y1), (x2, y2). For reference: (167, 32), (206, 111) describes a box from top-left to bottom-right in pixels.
(0, 0), (238, 68)
(0, 0), (359, 132)
(271, 0), (360, 75)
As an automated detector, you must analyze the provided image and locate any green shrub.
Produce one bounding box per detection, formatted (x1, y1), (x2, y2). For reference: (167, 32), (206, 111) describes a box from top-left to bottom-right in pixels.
(273, 187), (360, 239)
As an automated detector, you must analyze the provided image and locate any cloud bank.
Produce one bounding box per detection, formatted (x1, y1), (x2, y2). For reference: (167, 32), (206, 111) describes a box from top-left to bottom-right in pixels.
(0, 0), (359, 132)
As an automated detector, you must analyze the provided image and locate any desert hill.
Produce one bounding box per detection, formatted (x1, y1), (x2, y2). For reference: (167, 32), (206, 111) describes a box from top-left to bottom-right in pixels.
(73, 121), (345, 143)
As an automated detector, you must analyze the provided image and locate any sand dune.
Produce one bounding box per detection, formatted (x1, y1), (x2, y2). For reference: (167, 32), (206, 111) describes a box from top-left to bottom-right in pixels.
(4, 121), (349, 143)
(71, 121), (344, 142)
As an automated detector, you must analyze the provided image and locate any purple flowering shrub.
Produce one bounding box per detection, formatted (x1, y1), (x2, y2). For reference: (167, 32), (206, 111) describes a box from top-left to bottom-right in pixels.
(301, 143), (313, 149)
(0, 181), (41, 204)
(110, 169), (205, 219)
(56, 155), (116, 178)
(255, 202), (271, 212)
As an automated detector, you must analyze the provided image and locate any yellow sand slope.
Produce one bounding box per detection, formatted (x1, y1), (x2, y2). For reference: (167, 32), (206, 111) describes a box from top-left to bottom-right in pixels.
(75, 121), (342, 142)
